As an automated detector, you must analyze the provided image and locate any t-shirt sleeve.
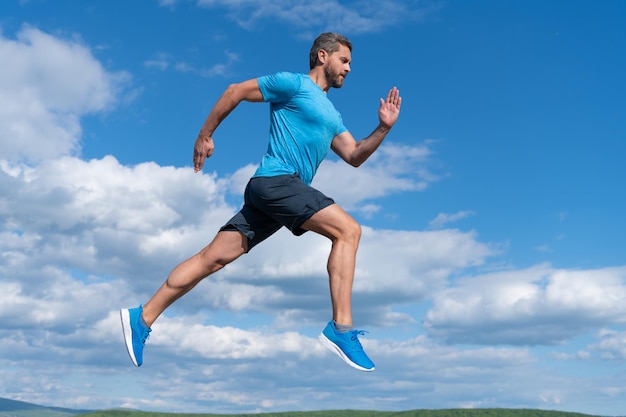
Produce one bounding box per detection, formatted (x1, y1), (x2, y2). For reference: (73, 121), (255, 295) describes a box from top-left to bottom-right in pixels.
(257, 72), (302, 103)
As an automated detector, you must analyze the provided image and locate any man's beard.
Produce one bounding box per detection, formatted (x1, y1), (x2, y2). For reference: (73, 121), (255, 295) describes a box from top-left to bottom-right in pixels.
(324, 66), (345, 88)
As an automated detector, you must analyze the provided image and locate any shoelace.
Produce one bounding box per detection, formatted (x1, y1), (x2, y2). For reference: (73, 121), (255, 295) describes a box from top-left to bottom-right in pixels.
(143, 326), (153, 345)
(349, 330), (368, 351)
(137, 326), (151, 346)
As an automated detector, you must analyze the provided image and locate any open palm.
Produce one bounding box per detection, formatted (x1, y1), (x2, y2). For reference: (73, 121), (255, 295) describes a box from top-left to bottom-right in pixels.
(379, 87), (402, 128)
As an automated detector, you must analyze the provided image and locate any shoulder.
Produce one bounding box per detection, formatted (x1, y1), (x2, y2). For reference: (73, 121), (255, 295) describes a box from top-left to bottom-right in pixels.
(258, 72), (304, 90)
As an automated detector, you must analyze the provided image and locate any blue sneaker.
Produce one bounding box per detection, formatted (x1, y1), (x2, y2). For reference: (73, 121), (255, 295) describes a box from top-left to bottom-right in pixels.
(319, 320), (375, 372)
(120, 306), (151, 367)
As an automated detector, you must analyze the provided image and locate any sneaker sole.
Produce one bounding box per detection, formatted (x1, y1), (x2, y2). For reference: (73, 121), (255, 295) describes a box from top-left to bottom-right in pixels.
(318, 333), (375, 372)
(120, 309), (140, 367)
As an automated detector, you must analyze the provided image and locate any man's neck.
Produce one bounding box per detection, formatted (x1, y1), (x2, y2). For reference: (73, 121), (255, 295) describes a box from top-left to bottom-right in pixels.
(308, 68), (330, 93)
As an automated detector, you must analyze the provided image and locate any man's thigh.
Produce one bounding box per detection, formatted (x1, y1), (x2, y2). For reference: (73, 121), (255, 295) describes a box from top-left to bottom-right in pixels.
(301, 203), (358, 240)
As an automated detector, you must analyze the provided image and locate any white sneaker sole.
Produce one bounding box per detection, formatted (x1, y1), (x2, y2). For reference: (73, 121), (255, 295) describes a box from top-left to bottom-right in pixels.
(318, 333), (375, 372)
(120, 309), (140, 367)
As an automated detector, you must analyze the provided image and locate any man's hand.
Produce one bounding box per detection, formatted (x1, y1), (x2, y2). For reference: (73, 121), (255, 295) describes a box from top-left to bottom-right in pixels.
(378, 87), (402, 129)
(193, 133), (214, 172)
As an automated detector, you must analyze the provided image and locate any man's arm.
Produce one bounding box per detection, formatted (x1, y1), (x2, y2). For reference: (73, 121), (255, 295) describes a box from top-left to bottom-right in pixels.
(331, 87), (401, 167)
(193, 78), (264, 172)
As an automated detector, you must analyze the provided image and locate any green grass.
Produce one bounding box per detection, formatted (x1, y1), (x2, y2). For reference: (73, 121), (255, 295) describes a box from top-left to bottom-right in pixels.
(78, 408), (606, 417)
(1, 398), (614, 417)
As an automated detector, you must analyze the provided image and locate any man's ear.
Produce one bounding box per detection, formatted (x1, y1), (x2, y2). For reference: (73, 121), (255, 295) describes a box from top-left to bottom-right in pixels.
(318, 49), (329, 64)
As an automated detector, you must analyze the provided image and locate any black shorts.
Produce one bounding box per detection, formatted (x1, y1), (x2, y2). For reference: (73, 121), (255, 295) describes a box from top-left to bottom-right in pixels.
(220, 174), (335, 251)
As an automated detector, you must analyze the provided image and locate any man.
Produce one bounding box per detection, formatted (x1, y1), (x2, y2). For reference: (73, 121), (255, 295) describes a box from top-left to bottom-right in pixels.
(121, 32), (401, 372)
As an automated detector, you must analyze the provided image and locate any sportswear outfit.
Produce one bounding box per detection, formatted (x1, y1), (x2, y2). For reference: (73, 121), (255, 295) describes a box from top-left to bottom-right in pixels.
(121, 72), (374, 371)
(221, 72), (346, 249)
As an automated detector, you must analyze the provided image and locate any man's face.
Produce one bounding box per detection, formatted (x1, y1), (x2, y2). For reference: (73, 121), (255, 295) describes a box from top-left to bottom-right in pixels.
(324, 44), (352, 89)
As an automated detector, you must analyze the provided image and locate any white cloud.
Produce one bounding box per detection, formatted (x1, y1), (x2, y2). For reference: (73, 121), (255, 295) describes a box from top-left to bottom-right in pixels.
(0, 26), (131, 164)
(193, 0), (438, 34)
(145, 50), (239, 78)
(155, 317), (325, 359)
(428, 210), (476, 229)
(0, 156), (237, 298)
(144, 52), (171, 70)
(590, 329), (626, 360)
(313, 142), (440, 209)
(424, 264), (626, 345)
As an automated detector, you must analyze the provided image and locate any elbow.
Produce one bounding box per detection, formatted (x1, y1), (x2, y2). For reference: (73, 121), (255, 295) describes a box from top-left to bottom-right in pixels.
(224, 83), (240, 99)
(348, 157), (365, 168)
(224, 82), (249, 103)
(343, 150), (368, 167)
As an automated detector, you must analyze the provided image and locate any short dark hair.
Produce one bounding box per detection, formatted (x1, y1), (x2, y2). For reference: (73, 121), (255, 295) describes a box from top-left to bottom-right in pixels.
(309, 32), (352, 69)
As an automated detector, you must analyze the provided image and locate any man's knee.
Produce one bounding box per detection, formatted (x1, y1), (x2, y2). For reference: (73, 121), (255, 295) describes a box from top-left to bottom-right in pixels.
(304, 204), (361, 243)
(345, 218), (362, 243)
(199, 231), (247, 270)
(333, 215), (361, 244)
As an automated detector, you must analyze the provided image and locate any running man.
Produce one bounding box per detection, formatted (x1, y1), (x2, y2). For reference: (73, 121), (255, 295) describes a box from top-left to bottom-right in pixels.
(121, 32), (402, 372)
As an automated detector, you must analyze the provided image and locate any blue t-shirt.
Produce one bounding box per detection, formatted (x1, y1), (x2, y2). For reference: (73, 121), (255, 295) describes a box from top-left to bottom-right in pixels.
(253, 72), (348, 185)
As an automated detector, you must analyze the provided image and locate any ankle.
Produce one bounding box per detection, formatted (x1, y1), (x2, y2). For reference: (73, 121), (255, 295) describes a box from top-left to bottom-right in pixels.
(334, 321), (353, 332)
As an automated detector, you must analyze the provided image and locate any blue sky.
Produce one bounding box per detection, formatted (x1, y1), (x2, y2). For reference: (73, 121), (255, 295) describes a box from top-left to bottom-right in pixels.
(1, 0), (625, 415)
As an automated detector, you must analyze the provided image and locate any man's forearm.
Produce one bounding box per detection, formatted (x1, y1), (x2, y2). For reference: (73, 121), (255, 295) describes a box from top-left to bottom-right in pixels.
(198, 85), (242, 137)
(351, 123), (391, 166)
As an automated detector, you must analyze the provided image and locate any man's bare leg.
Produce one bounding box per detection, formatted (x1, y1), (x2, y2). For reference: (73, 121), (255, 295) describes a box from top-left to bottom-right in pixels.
(142, 230), (248, 327)
(305, 204), (375, 371)
(302, 204), (361, 326)
(121, 230), (248, 367)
